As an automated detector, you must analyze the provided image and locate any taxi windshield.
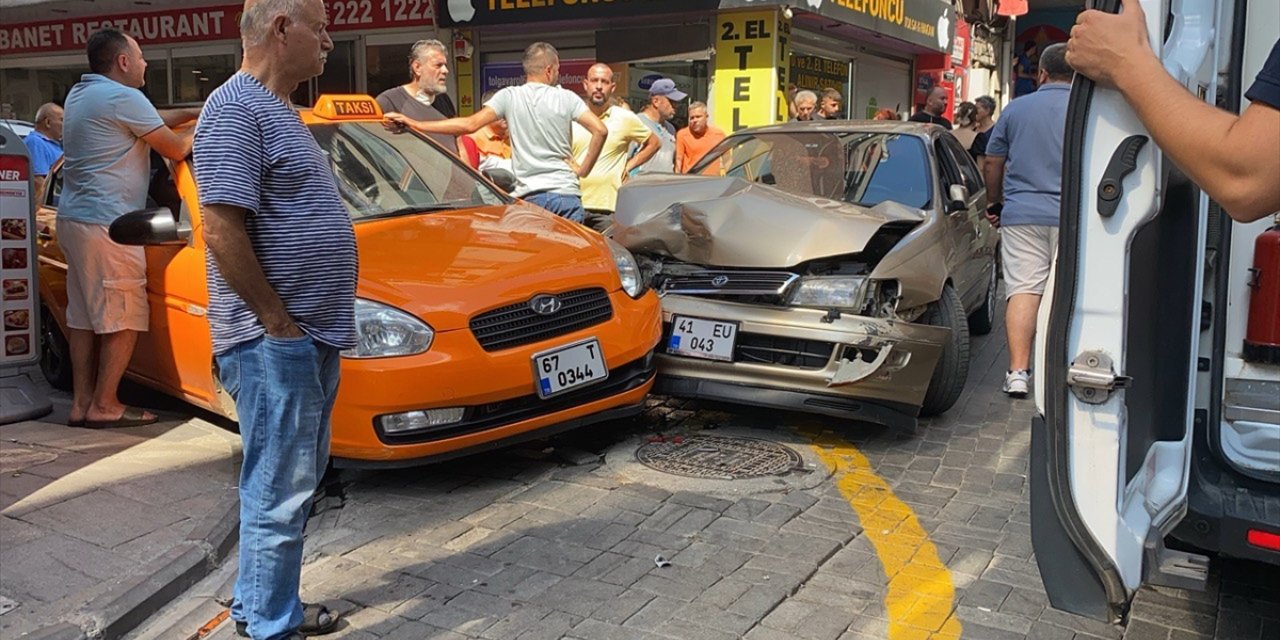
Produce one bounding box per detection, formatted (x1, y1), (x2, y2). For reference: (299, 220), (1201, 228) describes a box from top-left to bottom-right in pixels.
(308, 122), (509, 220)
(690, 131), (932, 210)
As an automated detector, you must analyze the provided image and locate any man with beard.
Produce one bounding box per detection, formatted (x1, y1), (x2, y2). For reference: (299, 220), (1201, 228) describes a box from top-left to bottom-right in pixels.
(385, 42), (606, 222)
(909, 86), (954, 129)
(375, 39), (459, 155)
(632, 78), (684, 175)
(572, 63), (658, 231)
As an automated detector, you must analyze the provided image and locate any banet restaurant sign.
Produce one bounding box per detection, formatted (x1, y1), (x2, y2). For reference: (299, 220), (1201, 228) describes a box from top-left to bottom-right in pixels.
(0, 1), (435, 56)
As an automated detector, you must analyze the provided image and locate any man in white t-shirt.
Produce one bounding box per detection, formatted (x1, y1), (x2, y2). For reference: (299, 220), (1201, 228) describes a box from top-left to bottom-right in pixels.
(384, 42), (606, 222)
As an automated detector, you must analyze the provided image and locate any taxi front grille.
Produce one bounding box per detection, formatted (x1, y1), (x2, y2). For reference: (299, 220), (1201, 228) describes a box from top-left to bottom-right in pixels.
(470, 288), (613, 351)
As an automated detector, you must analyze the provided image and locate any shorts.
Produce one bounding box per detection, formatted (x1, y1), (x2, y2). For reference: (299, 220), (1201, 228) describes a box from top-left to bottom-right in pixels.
(1001, 224), (1059, 299)
(59, 219), (149, 334)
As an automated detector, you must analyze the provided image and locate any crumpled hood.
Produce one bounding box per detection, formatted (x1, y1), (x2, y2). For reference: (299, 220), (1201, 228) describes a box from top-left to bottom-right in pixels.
(612, 175), (923, 268)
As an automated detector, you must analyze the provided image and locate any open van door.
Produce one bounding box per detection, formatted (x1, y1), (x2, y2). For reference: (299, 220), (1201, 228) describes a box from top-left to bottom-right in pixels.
(1029, 0), (1225, 623)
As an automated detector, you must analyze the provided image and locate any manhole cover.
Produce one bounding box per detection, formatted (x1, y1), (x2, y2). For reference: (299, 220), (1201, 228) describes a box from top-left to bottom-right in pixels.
(635, 435), (802, 480)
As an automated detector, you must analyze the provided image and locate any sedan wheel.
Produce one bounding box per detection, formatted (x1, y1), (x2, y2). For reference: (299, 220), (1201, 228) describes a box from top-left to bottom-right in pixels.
(967, 260), (998, 336)
(920, 284), (971, 416)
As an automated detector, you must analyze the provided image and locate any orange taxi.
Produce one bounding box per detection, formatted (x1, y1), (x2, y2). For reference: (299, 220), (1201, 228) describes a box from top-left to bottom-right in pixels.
(35, 95), (662, 467)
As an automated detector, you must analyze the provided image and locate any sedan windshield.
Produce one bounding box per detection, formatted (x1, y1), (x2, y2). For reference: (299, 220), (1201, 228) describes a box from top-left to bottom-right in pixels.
(308, 122), (509, 220)
(690, 131), (932, 210)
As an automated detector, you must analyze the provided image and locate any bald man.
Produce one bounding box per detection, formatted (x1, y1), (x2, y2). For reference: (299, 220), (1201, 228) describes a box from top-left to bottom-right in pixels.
(572, 62), (658, 230)
(909, 86), (953, 129)
(24, 103), (64, 197)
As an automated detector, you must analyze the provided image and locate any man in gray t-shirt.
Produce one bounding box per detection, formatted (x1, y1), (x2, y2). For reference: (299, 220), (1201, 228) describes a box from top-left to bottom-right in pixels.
(374, 39), (457, 155)
(383, 42), (606, 223)
(633, 78), (684, 175)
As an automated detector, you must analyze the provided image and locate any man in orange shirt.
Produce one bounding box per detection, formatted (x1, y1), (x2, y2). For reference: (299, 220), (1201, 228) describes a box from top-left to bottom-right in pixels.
(676, 101), (725, 175)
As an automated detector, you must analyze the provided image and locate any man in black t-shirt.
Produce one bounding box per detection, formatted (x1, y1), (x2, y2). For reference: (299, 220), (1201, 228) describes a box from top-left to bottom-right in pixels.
(375, 39), (459, 155)
(909, 86), (953, 130)
(1068, 0), (1279, 221)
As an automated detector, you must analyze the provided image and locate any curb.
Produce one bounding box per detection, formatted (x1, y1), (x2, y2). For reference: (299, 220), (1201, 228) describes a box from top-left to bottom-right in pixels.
(19, 488), (239, 640)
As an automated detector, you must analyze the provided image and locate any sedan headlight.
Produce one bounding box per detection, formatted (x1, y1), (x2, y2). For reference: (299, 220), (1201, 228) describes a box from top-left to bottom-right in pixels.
(342, 298), (434, 359)
(786, 276), (869, 309)
(607, 238), (646, 298)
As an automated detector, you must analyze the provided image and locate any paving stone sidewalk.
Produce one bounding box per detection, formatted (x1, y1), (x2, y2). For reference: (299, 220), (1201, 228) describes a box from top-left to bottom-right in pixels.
(128, 297), (1279, 640)
(0, 379), (241, 639)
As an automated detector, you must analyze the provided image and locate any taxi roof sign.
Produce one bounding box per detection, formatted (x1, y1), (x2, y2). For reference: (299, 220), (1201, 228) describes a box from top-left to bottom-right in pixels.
(312, 95), (383, 120)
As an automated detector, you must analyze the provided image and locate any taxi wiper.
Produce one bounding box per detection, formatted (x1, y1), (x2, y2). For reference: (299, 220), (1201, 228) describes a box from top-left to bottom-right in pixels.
(360, 201), (474, 219)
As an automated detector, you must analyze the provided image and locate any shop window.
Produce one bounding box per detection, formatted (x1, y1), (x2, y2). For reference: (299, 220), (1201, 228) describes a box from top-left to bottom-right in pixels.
(1, 66), (86, 121)
(144, 63), (169, 105)
(172, 54), (235, 103)
(292, 40), (357, 107)
(366, 42), (413, 100)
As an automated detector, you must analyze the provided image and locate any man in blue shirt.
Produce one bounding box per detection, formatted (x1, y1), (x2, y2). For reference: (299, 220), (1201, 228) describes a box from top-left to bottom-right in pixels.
(58, 28), (198, 429)
(23, 103), (63, 198)
(1067, 0), (1279, 221)
(983, 43), (1073, 397)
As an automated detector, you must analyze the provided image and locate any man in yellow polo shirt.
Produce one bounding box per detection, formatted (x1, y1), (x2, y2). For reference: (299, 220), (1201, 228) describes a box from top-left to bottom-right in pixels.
(572, 63), (659, 231)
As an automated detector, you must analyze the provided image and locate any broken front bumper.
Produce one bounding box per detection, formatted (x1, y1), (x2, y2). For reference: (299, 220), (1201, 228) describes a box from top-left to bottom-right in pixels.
(653, 295), (951, 426)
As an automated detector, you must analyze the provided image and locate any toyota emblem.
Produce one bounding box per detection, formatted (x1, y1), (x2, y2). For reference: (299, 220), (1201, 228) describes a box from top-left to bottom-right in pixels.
(530, 294), (562, 315)
(711, 275), (730, 288)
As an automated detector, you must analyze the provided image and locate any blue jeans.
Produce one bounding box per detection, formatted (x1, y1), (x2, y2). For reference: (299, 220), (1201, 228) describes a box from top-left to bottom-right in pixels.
(524, 191), (586, 223)
(217, 334), (340, 640)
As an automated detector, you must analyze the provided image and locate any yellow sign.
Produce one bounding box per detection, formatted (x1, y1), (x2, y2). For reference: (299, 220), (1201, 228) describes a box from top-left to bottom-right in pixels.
(312, 95), (383, 120)
(713, 9), (782, 132)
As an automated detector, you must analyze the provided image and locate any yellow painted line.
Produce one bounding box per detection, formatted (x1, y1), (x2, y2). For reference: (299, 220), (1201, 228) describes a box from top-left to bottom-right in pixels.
(801, 426), (963, 639)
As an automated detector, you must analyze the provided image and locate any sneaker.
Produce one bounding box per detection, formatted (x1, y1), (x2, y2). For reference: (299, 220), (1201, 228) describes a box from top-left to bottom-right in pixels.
(1003, 370), (1030, 397)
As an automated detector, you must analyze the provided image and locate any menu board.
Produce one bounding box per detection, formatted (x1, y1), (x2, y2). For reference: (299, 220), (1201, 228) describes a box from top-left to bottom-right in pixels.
(0, 152), (36, 367)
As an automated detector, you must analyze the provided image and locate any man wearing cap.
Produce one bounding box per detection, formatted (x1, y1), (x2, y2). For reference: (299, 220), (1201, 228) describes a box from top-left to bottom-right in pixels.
(633, 78), (684, 175)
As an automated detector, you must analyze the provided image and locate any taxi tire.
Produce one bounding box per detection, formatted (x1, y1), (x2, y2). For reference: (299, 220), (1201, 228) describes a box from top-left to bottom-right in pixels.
(920, 284), (970, 417)
(40, 305), (73, 392)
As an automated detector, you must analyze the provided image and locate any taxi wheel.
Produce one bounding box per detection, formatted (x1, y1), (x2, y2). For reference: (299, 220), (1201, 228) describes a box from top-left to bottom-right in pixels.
(919, 284), (970, 417)
(40, 306), (73, 392)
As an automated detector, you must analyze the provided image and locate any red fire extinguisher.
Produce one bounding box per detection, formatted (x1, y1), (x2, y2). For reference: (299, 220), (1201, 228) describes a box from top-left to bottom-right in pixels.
(1244, 223), (1280, 364)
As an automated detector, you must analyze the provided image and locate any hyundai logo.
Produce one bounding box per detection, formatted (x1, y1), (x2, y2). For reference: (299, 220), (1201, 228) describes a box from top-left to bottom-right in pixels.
(530, 294), (562, 315)
(711, 275), (730, 288)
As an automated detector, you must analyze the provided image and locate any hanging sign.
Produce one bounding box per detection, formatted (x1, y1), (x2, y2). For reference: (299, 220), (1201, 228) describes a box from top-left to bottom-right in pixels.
(713, 9), (782, 132)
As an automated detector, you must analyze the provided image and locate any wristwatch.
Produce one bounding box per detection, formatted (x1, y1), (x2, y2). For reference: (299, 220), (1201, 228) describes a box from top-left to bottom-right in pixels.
(987, 202), (1004, 217)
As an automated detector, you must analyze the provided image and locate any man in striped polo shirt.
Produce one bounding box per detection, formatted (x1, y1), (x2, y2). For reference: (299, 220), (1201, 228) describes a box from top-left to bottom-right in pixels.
(194, 1), (354, 638)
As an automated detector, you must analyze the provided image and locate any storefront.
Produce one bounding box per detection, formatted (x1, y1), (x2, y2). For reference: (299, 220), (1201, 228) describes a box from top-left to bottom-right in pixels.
(0, 0), (447, 121)
(2, 0), (956, 130)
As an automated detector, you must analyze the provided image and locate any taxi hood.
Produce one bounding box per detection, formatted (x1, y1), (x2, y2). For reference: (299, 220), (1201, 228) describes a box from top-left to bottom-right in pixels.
(611, 175), (923, 268)
(353, 204), (618, 331)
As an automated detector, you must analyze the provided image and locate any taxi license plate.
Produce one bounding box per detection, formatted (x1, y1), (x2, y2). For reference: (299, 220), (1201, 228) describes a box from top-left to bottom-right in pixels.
(668, 315), (738, 362)
(533, 338), (607, 398)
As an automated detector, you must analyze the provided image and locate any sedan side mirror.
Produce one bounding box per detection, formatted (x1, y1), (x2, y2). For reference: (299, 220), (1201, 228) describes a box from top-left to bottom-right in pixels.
(947, 184), (970, 213)
(482, 168), (517, 193)
(108, 207), (187, 246)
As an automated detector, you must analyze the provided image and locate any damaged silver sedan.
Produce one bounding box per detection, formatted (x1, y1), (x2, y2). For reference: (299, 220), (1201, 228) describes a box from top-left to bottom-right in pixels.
(611, 121), (999, 429)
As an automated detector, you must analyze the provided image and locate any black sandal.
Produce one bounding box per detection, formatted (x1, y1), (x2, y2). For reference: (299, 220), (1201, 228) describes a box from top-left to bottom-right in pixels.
(234, 602), (339, 637)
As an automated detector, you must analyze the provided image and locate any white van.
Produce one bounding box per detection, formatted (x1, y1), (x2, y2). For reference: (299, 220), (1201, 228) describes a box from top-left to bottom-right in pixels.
(1029, 0), (1279, 623)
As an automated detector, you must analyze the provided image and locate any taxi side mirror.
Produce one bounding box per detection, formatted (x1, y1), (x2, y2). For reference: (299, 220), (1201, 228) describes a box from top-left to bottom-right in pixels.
(483, 168), (517, 193)
(947, 184), (970, 214)
(109, 207), (188, 246)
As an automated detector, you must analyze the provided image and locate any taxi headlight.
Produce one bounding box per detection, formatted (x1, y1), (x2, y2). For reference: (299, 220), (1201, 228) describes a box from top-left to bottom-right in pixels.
(607, 238), (646, 298)
(342, 299), (434, 359)
(786, 276), (869, 309)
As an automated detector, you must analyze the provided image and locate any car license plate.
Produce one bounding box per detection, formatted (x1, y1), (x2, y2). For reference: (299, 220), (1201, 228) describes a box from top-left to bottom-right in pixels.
(668, 316), (738, 362)
(533, 338), (608, 398)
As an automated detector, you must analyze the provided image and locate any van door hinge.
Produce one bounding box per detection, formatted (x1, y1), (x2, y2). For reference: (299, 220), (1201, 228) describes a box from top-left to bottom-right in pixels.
(1067, 351), (1131, 404)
